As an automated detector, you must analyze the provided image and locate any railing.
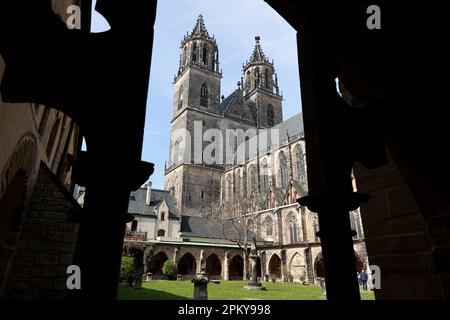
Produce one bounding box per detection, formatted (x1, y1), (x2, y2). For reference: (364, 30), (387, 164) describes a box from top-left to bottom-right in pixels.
(124, 231), (147, 241)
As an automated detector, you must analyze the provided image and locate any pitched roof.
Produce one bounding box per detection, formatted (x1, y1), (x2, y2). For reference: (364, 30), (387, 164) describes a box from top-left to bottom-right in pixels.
(128, 188), (178, 218)
(180, 215), (264, 241)
(220, 90), (238, 113)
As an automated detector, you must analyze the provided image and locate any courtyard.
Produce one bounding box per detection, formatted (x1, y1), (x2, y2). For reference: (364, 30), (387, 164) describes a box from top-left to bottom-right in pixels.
(117, 280), (375, 300)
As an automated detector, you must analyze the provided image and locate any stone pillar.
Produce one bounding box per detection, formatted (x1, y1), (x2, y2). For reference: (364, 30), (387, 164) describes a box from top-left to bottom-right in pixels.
(198, 249), (205, 273)
(223, 251), (229, 280)
(173, 248), (178, 263)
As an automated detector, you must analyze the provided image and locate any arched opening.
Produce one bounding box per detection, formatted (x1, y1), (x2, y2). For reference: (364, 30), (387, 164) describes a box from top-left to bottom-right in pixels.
(268, 254), (281, 279)
(131, 220), (138, 232)
(314, 251), (366, 280)
(264, 216), (273, 236)
(149, 251), (168, 275)
(278, 151), (288, 189)
(200, 83), (208, 107)
(267, 103), (274, 127)
(289, 252), (306, 282)
(206, 253), (222, 278)
(0, 171), (28, 296)
(178, 252), (196, 276)
(157, 229), (165, 237)
(202, 46), (208, 65)
(228, 255), (244, 280)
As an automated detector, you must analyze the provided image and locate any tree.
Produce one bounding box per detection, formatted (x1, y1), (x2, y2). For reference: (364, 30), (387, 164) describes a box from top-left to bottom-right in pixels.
(120, 256), (135, 284)
(162, 258), (177, 280)
(204, 190), (267, 280)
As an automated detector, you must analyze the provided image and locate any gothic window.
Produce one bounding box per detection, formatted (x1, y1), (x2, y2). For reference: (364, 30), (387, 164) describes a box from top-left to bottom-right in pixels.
(254, 68), (260, 88)
(287, 213), (298, 243)
(157, 229), (165, 237)
(267, 104), (275, 127)
(178, 85), (183, 110)
(192, 42), (197, 63)
(200, 83), (209, 107)
(279, 151), (289, 189)
(246, 71), (251, 90)
(260, 158), (269, 192)
(249, 165), (257, 194)
(203, 46), (208, 65)
(265, 216), (273, 236)
(161, 212), (165, 221)
(295, 145), (306, 184)
(131, 220), (138, 232)
(313, 215), (320, 242)
(265, 68), (270, 89)
(183, 47), (187, 66)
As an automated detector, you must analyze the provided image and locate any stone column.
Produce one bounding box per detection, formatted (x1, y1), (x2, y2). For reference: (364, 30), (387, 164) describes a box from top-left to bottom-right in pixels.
(223, 251), (229, 280)
(173, 248), (178, 263)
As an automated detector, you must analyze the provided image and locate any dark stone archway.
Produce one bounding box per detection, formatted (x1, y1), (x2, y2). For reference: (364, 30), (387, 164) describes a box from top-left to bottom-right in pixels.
(314, 250), (365, 279)
(149, 251), (168, 275)
(178, 252), (196, 276)
(229, 255), (244, 280)
(268, 254), (282, 279)
(0, 171), (28, 297)
(206, 253), (222, 279)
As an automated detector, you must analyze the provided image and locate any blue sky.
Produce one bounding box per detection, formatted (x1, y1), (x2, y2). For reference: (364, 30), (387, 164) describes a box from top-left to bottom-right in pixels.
(92, 0), (302, 189)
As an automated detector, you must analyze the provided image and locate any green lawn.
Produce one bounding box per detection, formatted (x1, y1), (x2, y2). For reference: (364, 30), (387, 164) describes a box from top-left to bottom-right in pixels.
(117, 280), (375, 300)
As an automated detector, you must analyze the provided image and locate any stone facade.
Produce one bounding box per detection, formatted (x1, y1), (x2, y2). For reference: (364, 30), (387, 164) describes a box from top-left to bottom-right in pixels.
(126, 15), (369, 286)
(165, 15), (283, 217)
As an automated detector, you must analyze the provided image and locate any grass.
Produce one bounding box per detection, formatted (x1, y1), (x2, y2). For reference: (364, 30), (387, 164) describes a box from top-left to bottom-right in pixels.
(117, 280), (375, 300)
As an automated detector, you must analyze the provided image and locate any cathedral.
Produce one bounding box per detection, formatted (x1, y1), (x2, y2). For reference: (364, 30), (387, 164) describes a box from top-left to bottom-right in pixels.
(124, 14), (368, 285)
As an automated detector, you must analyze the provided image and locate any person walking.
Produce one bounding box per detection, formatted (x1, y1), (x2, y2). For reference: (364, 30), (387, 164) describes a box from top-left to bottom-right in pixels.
(360, 269), (368, 291)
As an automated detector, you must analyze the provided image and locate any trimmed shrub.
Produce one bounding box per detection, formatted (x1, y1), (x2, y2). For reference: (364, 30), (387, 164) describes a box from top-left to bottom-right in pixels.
(162, 258), (177, 280)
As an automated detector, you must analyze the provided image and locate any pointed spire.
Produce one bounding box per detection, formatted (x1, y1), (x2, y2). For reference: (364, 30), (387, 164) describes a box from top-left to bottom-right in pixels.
(191, 14), (209, 38)
(250, 36), (267, 63)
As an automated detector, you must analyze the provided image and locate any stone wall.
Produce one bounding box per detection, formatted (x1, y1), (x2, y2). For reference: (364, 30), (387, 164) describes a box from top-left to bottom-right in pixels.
(354, 151), (447, 299)
(3, 165), (80, 300)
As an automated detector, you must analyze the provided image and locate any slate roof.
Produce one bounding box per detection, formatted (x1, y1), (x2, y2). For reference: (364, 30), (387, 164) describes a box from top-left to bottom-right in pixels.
(180, 215), (265, 241)
(220, 90), (238, 113)
(128, 188), (178, 218)
(241, 112), (304, 159)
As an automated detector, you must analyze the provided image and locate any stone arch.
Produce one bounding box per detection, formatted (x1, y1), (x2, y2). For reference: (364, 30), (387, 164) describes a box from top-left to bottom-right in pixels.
(178, 252), (196, 276)
(149, 251), (168, 275)
(314, 250), (365, 280)
(229, 254), (244, 280)
(288, 252), (306, 282)
(268, 253), (282, 279)
(206, 253), (222, 278)
(0, 133), (37, 295)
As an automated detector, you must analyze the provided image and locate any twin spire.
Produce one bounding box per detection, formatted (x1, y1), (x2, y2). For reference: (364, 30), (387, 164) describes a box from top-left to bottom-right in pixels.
(188, 15), (270, 64)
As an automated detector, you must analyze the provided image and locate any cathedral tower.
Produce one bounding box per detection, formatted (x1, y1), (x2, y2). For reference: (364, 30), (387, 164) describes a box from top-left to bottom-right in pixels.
(165, 15), (223, 216)
(243, 37), (283, 128)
